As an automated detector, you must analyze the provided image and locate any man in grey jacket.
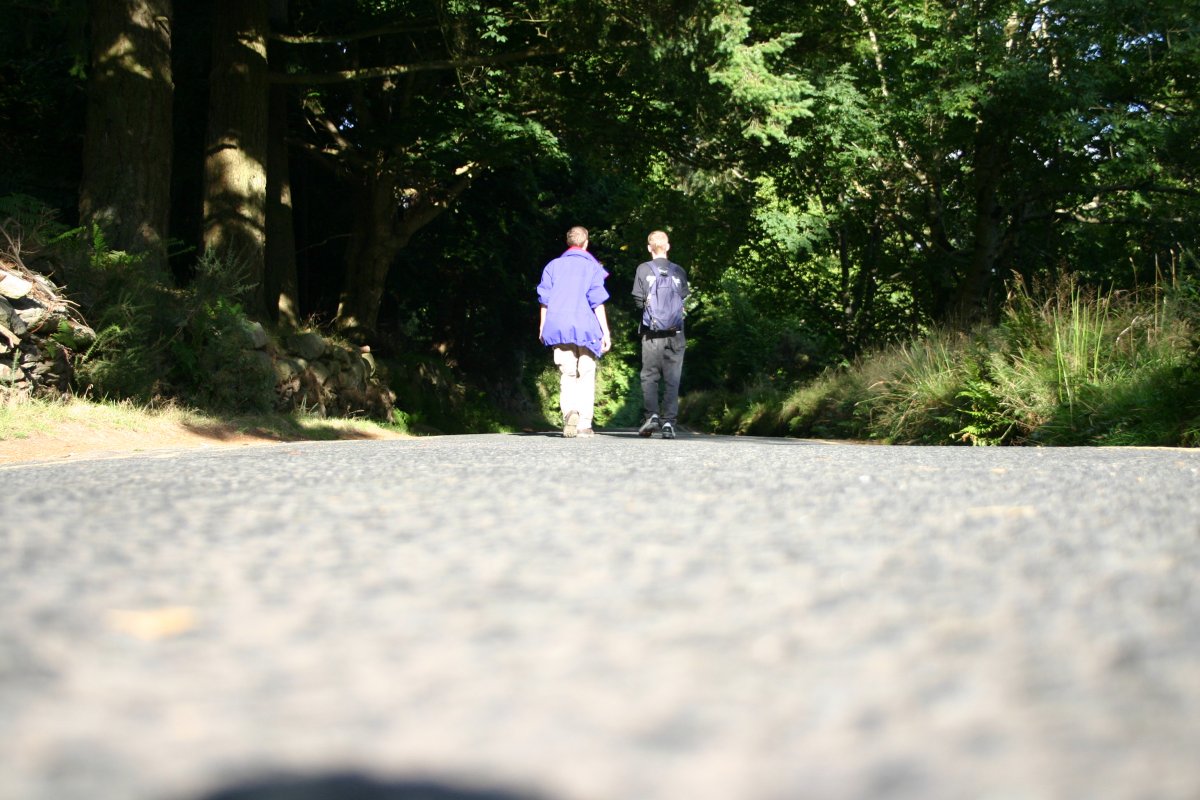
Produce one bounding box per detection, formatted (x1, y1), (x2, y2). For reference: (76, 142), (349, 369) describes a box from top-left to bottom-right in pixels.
(631, 230), (689, 439)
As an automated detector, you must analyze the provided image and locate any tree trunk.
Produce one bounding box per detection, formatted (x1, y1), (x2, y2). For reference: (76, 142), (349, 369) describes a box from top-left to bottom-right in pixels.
(264, 0), (298, 327)
(838, 215), (853, 336)
(265, 83), (299, 326)
(955, 128), (1006, 322)
(337, 173), (409, 334)
(852, 221), (882, 348)
(335, 167), (475, 334)
(203, 0), (269, 316)
(80, 0), (174, 273)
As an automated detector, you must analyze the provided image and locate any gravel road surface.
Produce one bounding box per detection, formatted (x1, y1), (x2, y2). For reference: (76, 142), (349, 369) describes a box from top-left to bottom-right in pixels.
(3, 432), (1199, 800)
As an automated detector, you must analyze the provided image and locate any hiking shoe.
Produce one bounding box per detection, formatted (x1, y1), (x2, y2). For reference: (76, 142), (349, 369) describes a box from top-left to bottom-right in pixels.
(638, 414), (660, 437)
(576, 428), (595, 438)
(661, 421), (676, 439)
(563, 410), (579, 438)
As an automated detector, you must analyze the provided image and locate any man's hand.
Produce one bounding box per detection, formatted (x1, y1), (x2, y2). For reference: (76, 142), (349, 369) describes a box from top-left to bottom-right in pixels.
(600, 334), (612, 354)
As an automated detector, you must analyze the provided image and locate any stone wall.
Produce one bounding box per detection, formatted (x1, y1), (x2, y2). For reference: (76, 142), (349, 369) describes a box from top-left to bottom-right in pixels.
(0, 266), (94, 398)
(261, 328), (396, 422)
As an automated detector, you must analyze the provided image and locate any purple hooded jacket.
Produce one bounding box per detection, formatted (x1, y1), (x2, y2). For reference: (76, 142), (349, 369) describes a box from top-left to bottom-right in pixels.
(537, 247), (610, 357)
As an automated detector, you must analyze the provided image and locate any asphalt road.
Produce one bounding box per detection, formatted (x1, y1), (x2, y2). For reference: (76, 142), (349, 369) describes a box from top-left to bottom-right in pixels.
(3, 432), (1199, 800)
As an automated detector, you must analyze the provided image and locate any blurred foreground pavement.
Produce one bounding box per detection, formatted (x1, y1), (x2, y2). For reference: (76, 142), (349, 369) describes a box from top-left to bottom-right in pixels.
(3, 433), (1199, 800)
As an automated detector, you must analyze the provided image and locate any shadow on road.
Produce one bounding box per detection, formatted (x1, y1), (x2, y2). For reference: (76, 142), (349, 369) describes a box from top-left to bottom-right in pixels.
(181, 419), (393, 443)
(508, 429), (835, 448)
(197, 773), (551, 800)
(511, 428), (825, 445)
(510, 429), (645, 439)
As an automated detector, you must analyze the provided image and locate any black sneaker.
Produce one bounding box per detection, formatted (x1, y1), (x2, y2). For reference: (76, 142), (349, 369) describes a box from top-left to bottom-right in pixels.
(638, 414), (660, 437)
(661, 421), (675, 439)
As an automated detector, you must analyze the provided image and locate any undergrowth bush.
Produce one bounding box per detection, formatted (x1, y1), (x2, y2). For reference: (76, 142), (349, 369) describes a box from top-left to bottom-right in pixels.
(531, 345), (641, 430)
(383, 352), (528, 434)
(687, 279), (833, 389)
(46, 223), (275, 412)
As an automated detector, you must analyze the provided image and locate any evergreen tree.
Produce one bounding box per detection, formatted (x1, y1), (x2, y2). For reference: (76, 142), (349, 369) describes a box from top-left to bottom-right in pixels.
(79, 0), (174, 272)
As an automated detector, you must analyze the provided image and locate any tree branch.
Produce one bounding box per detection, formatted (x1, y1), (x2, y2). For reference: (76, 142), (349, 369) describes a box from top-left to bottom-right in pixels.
(1009, 182), (1198, 225)
(271, 12), (552, 45)
(1055, 213), (1186, 225)
(271, 21), (442, 44)
(399, 164), (481, 236)
(291, 139), (353, 178)
(270, 46), (568, 84)
(315, 115), (356, 155)
(1085, 183), (1199, 198)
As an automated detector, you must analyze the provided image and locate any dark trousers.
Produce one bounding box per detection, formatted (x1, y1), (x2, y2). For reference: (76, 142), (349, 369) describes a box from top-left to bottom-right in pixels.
(640, 333), (686, 423)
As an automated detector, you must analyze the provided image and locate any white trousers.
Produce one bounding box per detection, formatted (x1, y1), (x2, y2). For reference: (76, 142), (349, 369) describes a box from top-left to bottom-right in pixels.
(552, 344), (597, 429)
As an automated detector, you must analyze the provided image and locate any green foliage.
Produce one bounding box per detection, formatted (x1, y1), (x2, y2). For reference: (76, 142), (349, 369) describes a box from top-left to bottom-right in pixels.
(687, 277), (838, 390)
(707, 4), (814, 145)
(168, 299), (276, 413)
(6, 0), (1199, 430)
(952, 358), (1021, 447)
(595, 350), (642, 429)
(0, 3), (87, 209)
(0, 194), (69, 230)
(694, 0), (1200, 337)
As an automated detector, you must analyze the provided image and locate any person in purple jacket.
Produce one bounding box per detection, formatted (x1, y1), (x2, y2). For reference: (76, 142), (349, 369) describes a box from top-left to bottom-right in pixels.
(537, 225), (612, 438)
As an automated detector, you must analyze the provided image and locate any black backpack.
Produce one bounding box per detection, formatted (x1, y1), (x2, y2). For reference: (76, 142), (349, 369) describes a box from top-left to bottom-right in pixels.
(642, 263), (685, 333)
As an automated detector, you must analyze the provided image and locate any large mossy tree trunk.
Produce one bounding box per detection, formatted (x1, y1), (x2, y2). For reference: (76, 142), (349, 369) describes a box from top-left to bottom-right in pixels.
(79, 0), (174, 273)
(265, 82), (299, 327)
(203, 0), (269, 317)
(264, 0), (298, 327)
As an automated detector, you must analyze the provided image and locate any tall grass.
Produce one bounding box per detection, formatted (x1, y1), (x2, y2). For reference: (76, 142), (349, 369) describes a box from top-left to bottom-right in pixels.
(1052, 284), (1105, 417)
(869, 332), (966, 443)
(682, 274), (1200, 446)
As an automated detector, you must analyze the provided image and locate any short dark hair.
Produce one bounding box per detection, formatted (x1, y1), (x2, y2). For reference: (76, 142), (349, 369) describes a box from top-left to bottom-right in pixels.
(566, 226), (588, 247)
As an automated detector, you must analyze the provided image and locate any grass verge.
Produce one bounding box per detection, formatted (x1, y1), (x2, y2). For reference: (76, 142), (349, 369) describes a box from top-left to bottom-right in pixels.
(682, 276), (1200, 447)
(0, 394), (407, 462)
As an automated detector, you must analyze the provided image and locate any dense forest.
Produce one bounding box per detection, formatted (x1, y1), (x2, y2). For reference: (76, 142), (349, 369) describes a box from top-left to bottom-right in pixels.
(2, 0), (1197, 441)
